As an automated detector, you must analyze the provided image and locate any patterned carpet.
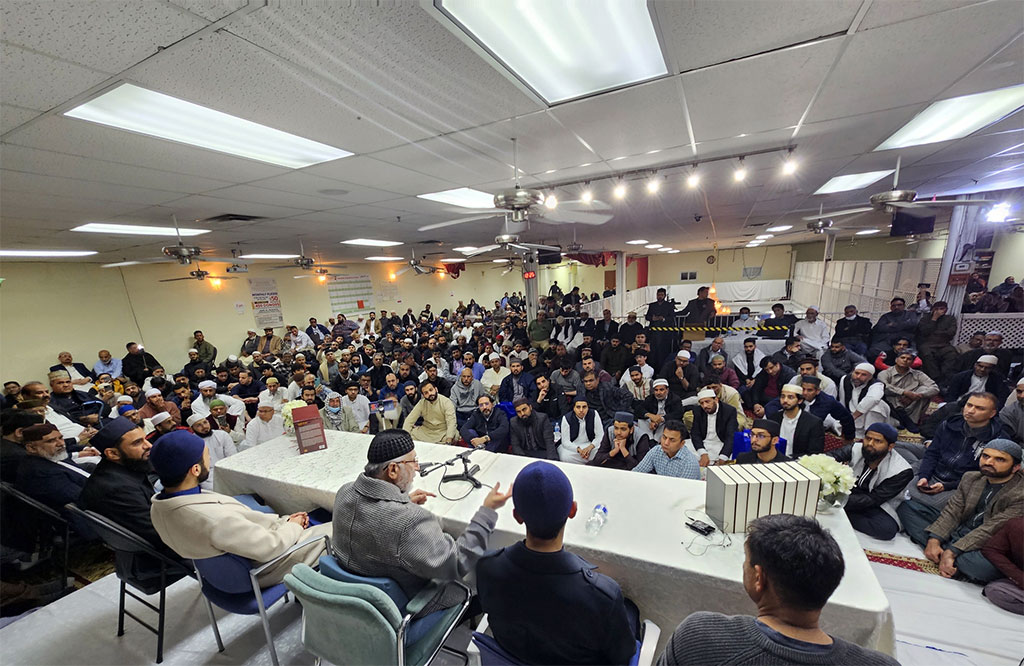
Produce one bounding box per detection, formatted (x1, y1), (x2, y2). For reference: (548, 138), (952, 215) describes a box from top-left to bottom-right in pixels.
(864, 549), (942, 577)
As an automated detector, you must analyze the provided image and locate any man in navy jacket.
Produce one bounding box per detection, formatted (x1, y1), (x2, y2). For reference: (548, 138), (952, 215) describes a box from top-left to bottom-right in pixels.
(460, 394), (510, 453)
(497, 358), (537, 403)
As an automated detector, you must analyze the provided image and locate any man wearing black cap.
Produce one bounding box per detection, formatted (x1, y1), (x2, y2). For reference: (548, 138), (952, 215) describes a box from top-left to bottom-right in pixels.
(590, 411), (651, 470)
(149, 431), (332, 587)
(15, 423), (90, 514)
(476, 461), (640, 665)
(332, 429), (512, 616)
(735, 419), (790, 465)
(827, 423), (914, 540)
(1, 409), (44, 483)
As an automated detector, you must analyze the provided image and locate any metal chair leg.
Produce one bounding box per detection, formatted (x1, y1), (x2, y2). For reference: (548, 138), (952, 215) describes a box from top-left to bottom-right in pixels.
(439, 645), (469, 665)
(251, 574), (278, 666)
(156, 567), (167, 664)
(117, 580), (127, 636)
(194, 567), (224, 652)
(62, 523), (70, 589)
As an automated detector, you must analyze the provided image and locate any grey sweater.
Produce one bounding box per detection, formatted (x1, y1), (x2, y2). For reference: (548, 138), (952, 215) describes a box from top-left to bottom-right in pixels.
(657, 612), (899, 666)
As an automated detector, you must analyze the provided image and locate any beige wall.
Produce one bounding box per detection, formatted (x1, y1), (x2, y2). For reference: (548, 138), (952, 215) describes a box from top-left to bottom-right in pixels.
(646, 246), (793, 285)
(790, 236), (940, 262)
(990, 229), (1024, 285)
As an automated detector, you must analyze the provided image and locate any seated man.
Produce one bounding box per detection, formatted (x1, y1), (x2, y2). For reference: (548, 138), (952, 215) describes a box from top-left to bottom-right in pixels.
(944, 355), (1008, 404)
(956, 331), (1014, 377)
(581, 370), (627, 424)
(767, 376), (855, 444)
(186, 413), (238, 482)
(735, 419), (790, 465)
(981, 517), (1024, 615)
(590, 411), (652, 471)
(449, 368), (484, 428)
(872, 336), (923, 373)
(821, 337), (867, 383)
(658, 514), (898, 665)
(480, 353), (510, 397)
(332, 430), (512, 615)
(49, 351), (94, 393)
(633, 420), (699, 479)
(767, 385), (825, 458)
(558, 398), (604, 465)
(827, 423), (913, 540)
(1, 409), (44, 483)
(685, 387), (738, 466)
(497, 357), (536, 403)
(243, 400), (285, 449)
(878, 350), (939, 433)
(15, 423), (90, 513)
(476, 462), (641, 665)
(149, 430), (332, 586)
(837, 363), (890, 439)
(1001, 378), (1024, 444)
(509, 399), (556, 460)
(898, 440), (1022, 583)
(793, 306), (831, 357)
(340, 381), (371, 433)
(729, 338), (764, 395)
(320, 392), (360, 432)
(190, 380), (245, 419)
(770, 336), (804, 370)
(402, 381), (458, 444)
(460, 394), (510, 453)
(784, 356), (837, 397)
(750, 358), (796, 417)
(908, 392), (1005, 509)
(662, 350), (699, 400)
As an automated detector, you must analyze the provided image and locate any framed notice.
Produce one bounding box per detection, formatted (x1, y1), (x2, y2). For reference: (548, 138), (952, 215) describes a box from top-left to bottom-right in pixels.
(327, 274), (375, 314)
(248, 278), (284, 328)
(291, 404), (327, 454)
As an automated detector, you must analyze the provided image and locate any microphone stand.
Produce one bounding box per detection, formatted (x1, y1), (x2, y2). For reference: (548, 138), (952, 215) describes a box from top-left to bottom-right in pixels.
(442, 455), (482, 488)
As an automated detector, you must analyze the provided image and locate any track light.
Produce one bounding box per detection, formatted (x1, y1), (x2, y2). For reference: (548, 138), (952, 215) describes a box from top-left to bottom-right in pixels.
(581, 184), (593, 203)
(734, 158), (747, 182)
(613, 181), (627, 199)
(646, 175), (660, 194)
(781, 148), (797, 175)
(686, 170), (700, 189)
(544, 194), (558, 209)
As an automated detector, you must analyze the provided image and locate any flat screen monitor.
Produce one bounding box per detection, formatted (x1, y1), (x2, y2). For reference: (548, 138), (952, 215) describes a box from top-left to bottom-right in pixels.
(890, 208), (936, 237)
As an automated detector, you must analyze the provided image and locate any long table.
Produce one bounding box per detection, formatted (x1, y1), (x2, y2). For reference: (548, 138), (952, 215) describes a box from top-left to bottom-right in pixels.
(214, 431), (895, 657)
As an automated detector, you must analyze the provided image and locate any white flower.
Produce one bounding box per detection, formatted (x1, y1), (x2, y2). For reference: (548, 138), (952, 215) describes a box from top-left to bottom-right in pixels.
(798, 454), (856, 499)
(280, 400), (308, 428)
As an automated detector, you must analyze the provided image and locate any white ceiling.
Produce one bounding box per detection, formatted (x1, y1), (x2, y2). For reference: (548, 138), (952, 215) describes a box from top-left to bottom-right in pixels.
(1, 0), (1023, 266)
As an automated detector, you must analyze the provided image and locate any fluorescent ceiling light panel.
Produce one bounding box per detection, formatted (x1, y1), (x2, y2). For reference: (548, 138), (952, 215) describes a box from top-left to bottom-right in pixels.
(417, 188), (495, 209)
(437, 0), (668, 104)
(875, 83), (1024, 151)
(645, 243), (663, 249)
(766, 225), (792, 232)
(441, 258), (468, 263)
(341, 238), (403, 247)
(855, 229), (880, 235)
(626, 239), (648, 245)
(453, 246), (478, 253)
(71, 222), (209, 237)
(814, 170), (895, 195)
(364, 256), (404, 261)
(0, 249), (97, 257)
(64, 83), (352, 168)
(239, 254), (300, 259)
(667, 250), (680, 254)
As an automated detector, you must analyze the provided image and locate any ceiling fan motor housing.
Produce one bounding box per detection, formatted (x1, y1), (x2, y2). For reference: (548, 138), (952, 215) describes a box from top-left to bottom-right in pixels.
(870, 190), (917, 207)
(493, 188), (544, 210)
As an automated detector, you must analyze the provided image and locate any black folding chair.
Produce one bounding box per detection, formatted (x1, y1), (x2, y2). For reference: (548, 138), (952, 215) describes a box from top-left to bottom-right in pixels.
(0, 481), (70, 586)
(64, 504), (218, 663)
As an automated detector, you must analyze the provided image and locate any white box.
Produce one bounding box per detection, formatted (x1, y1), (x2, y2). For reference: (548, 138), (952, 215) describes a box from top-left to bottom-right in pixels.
(706, 461), (823, 532)
(782, 461), (822, 518)
(705, 465), (741, 533)
(730, 465), (762, 531)
(766, 464), (799, 515)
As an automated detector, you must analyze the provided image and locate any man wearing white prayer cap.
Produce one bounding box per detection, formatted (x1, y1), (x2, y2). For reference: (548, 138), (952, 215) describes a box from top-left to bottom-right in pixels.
(481, 352), (510, 396)
(190, 379), (246, 419)
(793, 306), (830, 357)
(146, 411), (184, 443)
(837, 362), (891, 438)
(944, 353), (1009, 403)
(243, 398), (286, 450)
(138, 386), (182, 425)
(187, 412), (237, 483)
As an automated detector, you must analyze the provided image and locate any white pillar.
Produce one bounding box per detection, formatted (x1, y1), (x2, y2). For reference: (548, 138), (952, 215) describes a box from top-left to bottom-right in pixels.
(937, 195), (986, 316)
(615, 251), (626, 317)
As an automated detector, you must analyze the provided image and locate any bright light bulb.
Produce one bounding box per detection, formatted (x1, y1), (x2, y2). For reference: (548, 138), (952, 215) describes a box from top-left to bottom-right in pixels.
(438, 271), (445, 278)
(782, 159), (798, 175)
(647, 178), (660, 194)
(734, 167), (747, 182)
(388, 272), (396, 281)
(987, 202), (1011, 223)
(581, 189), (593, 203)
(545, 194), (558, 209)
(614, 183), (627, 199)
(686, 173), (700, 189)
(209, 278), (222, 288)
(317, 274), (327, 283)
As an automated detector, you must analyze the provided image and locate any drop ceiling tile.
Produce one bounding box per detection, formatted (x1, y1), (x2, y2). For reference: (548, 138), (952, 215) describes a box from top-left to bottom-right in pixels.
(943, 34), (1024, 99)
(0, 1), (207, 73)
(977, 110), (1024, 136)
(201, 183), (352, 211)
(0, 191), (144, 218)
(300, 157), (455, 196)
(453, 112), (600, 175)
(167, 0), (247, 22)
(0, 104), (40, 134)
(160, 194), (314, 220)
(1, 170), (186, 206)
(4, 115), (289, 182)
(684, 39), (843, 141)
(371, 136), (512, 185)
(0, 44), (109, 111)
(913, 132), (1024, 167)
(807, 1), (1024, 121)
(858, 0), (988, 30)
(652, 0), (860, 72)
(549, 77), (689, 158)
(796, 105), (928, 158)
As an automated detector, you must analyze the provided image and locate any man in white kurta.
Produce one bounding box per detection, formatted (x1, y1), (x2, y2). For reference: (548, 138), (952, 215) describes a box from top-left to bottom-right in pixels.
(191, 380), (245, 418)
(257, 377), (286, 413)
(480, 353), (511, 396)
(243, 402), (285, 450)
(837, 363), (891, 439)
(794, 307), (831, 357)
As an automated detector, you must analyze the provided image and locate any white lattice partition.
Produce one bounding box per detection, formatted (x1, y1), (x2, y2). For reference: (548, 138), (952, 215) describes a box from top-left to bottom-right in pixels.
(792, 258), (943, 318)
(956, 313), (1024, 346)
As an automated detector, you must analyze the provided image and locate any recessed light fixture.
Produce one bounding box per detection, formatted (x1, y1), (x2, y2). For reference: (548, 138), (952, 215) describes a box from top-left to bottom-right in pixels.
(491, 259), (509, 263)
(0, 249), (98, 257)
(341, 238), (403, 247)
(239, 253), (301, 259)
(613, 182), (627, 199)
(417, 187), (495, 209)
(64, 83), (351, 168)
(667, 249), (680, 254)
(657, 247), (673, 252)
(626, 239), (648, 245)
(814, 170), (896, 195)
(441, 258), (468, 263)
(876, 83), (1024, 150)
(766, 225), (793, 232)
(755, 234), (774, 240)
(364, 256), (404, 261)
(781, 150), (798, 175)
(645, 243), (663, 249)
(453, 246), (478, 253)
(71, 222), (210, 237)
(987, 202), (1011, 223)
(855, 229), (881, 235)
(437, 0), (668, 104)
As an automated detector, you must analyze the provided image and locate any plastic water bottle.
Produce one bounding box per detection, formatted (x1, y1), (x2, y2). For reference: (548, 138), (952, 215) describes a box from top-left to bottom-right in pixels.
(553, 421), (561, 442)
(585, 504), (608, 536)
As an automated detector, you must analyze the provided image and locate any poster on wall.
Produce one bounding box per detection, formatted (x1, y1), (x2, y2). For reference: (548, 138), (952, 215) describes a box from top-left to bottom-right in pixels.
(248, 278), (284, 329)
(328, 274), (375, 314)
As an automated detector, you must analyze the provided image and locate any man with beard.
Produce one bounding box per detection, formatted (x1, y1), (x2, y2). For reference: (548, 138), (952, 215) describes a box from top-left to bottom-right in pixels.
(321, 392), (360, 433)
(834, 305), (872, 356)
(730, 338), (765, 394)
(460, 394), (510, 453)
(509, 399), (557, 460)
(590, 411), (651, 470)
(122, 342), (161, 387)
(448, 368), (483, 428)
(750, 358), (796, 418)
(243, 401), (285, 449)
(146, 412), (189, 444)
(599, 334), (633, 382)
(735, 419), (790, 465)
(767, 385), (825, 458)
(837, 363), (890, 439)
(150, 431), (332, 587)
(229, 370), (263, 418)
(879, 350), (939, 433)
(646, 287), (679, 367)
(398, 381), (420, 428)
(869, 297), (920, 359)
(498, 357), (537, 403)
(403, 381), (457, 444)
(190, 380), (245, 419)
(634, 377), (682, 442)
(944, 355), (1009, 404)
(687, 387), (738, 466)
(532, 374), (562, 422)
(182, 348), (211, 384)
(80, 417), (184, 569)
(1000, 378), (1024, 443)
(899, 440), (1023, 583)
(821, 338), (867, 383)
(956, 331), (1014, 377)
(16, 424), (91, 513)
(187, 413), (238, 486)
(138, 387), (181, 425)
(827, 423), (913, 540)
(423, 361), (453, 398)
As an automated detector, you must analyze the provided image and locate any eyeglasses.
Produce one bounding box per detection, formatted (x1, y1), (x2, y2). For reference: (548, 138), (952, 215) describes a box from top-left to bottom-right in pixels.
(393, 458), (419, 467)
(751, 432), (772, 440)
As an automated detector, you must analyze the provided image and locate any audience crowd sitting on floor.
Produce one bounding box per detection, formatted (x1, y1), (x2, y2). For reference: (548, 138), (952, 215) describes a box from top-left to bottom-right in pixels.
(1, 283), (1022, 660)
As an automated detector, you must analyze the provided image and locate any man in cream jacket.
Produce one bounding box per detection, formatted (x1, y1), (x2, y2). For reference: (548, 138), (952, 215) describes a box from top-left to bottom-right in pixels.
(149, 430), (331, 586)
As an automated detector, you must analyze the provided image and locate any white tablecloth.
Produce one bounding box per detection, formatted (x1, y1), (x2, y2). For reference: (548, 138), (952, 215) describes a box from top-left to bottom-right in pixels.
(214, 431), (895, 657)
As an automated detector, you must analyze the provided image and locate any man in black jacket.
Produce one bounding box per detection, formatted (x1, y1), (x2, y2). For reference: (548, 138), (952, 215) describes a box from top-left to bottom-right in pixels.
(684, 387), (738, 465)
(15, 424), (90, 514)
(581, 371), (628, 423)
(509, 399), (557, 459)
(750, 358), (797, 415)
(634, 378), (684, 442)
(660, 350), (700, 400)
(593, 309), (619, 344)
(833, 305), (872, 356)
(943, 355), (1009, 404)
(1, 409), (43, 484)
(122, 342), (161, 386)
(767, 385), (825, 458)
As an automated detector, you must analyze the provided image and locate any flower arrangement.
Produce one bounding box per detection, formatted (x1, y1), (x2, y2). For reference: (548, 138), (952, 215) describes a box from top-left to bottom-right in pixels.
(280, 400), (308, 432)
(798, 454), (855, 510)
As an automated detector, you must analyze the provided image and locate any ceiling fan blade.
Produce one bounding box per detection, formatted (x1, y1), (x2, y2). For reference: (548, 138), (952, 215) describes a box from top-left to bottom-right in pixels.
(802, 207), (873, 220)
(559, 199), (613, 212)
(887, 201), (916, 208)
(201, 256), (250, 263)
(103, 257), (174, 268)
(267, 265), (298, 270)
(207, 275), (237, 280)
(542, 209), (613, 225)
(158, 277), (196, 282)
(417, 214), (503, 232)
(520, 242), (561, 252)
(916, 199), (996, 206)
(396, 266), (413, 276)
(465, 244), (500, 258)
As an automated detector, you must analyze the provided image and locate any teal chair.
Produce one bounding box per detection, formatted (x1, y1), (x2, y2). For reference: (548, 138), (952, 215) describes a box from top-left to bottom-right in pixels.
(284, 563), (469, 666)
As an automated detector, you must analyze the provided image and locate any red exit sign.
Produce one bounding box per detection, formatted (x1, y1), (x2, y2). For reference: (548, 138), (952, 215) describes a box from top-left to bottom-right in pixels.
(522, 270), (536, 279)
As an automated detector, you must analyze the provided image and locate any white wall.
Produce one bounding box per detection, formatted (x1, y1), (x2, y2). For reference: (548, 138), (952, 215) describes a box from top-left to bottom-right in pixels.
(990, 229), (1024, 285)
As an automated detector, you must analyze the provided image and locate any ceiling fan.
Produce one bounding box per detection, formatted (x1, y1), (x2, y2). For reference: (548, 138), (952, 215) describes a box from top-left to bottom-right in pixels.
(102, 215), (246, 268)
(886, 230), (948, 245)
(158, 263), (236, 283)
(416, 138), (613, 234)
(394, 248), (443, 278)
(803, 155), (996, 222)
(269, 239), (346, 272)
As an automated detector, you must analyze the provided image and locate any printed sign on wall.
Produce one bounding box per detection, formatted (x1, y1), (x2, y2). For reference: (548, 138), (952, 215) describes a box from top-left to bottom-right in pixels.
(248, 278), (284, 328)
(328, 274), (375, 314)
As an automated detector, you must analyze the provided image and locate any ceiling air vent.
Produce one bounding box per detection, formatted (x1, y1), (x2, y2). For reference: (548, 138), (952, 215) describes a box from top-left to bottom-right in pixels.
(201, 214), (265, 223)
